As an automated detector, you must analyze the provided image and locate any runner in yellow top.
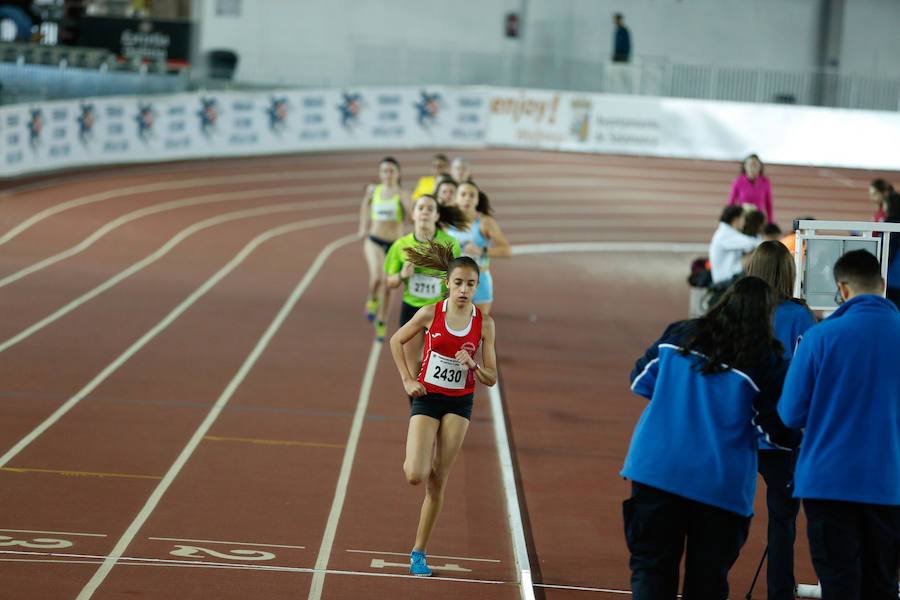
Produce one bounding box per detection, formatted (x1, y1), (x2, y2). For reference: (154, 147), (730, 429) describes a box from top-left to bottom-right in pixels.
(360, 156), (411, 340)
(385, 194), (466, 374)
(412, 154), (451, 200)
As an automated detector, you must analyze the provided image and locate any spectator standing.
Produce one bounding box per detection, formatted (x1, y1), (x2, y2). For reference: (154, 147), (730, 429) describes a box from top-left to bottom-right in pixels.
(612, 13), (631, 62)
(778, 249), (900, 600)
(623, 276), (799, 600)
(745, 241), (816, 600)
(869, 178), (894, 222)
(709, 205), (759, 286)
(729, 154), (774, 223)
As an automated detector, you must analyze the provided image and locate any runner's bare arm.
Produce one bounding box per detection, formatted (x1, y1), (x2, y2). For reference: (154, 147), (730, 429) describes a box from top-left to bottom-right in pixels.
(386, 261), (414, 289)
(401, 190), (414, 225)
(389, 304), (435, 396)
(482, 217), (512, 258)
(476, 316), (498, 386)
(358, 184), (374, 237)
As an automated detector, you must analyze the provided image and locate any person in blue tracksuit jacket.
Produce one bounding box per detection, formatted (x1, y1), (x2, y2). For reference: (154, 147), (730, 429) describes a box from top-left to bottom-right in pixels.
(778, 249), (900, 600)
(745, 241), (817, 600)
(622, 276), (801, 600)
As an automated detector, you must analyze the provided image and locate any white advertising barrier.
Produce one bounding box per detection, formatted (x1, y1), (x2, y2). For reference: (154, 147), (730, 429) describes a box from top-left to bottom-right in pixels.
(4, 85), (900, 178)
(486, 87), (900, 171)
(0, 86), (489, 178)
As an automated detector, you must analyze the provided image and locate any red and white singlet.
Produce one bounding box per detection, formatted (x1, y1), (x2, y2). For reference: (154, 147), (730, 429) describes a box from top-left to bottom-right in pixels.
(418, 300), (483, 396)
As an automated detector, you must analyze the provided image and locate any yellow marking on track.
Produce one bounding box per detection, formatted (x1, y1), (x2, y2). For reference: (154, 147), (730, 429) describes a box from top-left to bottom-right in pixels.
(203, 436), (345, 449)
(0, 467), (161, 480)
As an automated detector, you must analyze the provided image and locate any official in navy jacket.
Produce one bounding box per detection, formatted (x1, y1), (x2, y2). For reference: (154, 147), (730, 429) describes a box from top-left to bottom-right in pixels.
(778, 249), (900, 600)
(622, 277), (800, 600)
(745, 241), (817, 600)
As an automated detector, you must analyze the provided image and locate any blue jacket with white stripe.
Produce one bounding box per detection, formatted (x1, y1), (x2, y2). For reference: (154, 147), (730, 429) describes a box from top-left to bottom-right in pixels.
(622, 320), (800, 516)
(778, 294), (900, 505)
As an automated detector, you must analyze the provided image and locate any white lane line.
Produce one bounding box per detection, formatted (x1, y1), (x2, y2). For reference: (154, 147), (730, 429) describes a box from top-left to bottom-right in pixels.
(512, 242), (708, 255)
(345, 549), (500, 563)
(75, 233), (358, 600)
(488, 381), (536, 600)
(503, 219), (714, 231)
(0, 217), (354, 471)
(0, 204), (355, 355)
(148, 537), (305, 550)
(534, 583), (632, 594)
(307, 340), (381, 600)
(0, 170), (362, 247)
(0, 186), (357, 289)
(0, 551), (508, 585)
(0, 528), (107, 538)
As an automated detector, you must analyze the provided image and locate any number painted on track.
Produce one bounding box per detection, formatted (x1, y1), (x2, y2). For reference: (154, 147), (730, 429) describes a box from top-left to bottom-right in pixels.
(0, 535), (73, 549)
(169, 544), (276, 561)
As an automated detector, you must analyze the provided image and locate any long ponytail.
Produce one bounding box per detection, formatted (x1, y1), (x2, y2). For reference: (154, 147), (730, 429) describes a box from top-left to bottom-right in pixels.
(404, 239), (480, 279)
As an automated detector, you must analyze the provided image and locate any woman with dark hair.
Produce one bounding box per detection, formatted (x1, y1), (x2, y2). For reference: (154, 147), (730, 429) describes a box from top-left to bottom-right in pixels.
(445, 182), (511, 316)
(869, 178), (894, 223)
(728, 154), (774, 223)
(745, 241), (817, 600)
(360, 156), (411, 340)
(433, 176), (457, 206)
(389, 240), (498, 577)
(384, 194), (466, 374)
(622, 276), (800, 600)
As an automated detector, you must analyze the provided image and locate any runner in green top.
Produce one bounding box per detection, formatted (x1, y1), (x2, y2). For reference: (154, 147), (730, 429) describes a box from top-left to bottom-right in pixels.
(385, 194), (467, 372)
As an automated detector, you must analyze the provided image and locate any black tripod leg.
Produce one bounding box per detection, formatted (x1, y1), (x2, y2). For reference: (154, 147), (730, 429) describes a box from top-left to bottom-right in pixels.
(745, 545), (768, 600)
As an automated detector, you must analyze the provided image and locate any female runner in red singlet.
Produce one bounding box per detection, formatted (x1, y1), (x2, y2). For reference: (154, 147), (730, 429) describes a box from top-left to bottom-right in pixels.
(388, 240), (498, 577)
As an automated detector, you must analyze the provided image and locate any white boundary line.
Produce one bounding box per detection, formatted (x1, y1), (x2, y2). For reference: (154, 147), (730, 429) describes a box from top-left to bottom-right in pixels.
(488, 381), (536, 600)
(534, 583), (632, 594)
(0, 187), (356, 290)
(0, 205), (355, 354)
(0, 550), (509, 585)
(0, 216), (353, 470)
(147, 537), (305, 550)
(345, 549), (500, 563)
(512, 242), (708, 256)
(0, 170), (362, 247)
(75, 233), (359, 600)
(307, 339), (381, 600)
(0, 528), (107, 538)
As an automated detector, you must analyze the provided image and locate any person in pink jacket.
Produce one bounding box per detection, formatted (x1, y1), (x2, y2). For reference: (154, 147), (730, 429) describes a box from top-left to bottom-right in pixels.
(729, 154), (774, 223)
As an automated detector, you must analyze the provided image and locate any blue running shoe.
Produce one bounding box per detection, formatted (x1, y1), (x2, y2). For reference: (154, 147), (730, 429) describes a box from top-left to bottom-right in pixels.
(410, 550), (432, 576)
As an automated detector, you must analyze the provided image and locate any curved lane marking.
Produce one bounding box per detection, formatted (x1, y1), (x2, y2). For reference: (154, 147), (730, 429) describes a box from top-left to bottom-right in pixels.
(0, 217), (355, 471)
(0, 205), (355, 354)
(0, 187), (357, 289)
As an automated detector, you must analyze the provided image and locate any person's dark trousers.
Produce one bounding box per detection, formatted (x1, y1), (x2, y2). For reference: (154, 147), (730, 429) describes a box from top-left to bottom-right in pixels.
(623, 481), (751, 600)
(757, 449), (800, 600)
(804, 498), (900, 600)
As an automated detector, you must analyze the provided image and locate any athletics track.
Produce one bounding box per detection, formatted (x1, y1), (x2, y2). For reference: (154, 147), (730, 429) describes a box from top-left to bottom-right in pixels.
(0, 149), (891, 599)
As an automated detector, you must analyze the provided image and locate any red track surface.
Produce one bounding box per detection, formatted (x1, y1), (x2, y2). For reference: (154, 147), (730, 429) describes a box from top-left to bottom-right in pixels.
(0, 150), (895, 599)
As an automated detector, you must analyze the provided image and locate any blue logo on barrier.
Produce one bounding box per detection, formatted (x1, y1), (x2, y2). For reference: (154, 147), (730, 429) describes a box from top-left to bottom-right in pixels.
(28, 109), (43, 149)
(136, 103), (156, 141)
(337, 92), (362, 129)
(267, 97), (288, 132)
(414, 91), (442, 128)
(198, 98), (219, 136)
(77, 104), (96, 144)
